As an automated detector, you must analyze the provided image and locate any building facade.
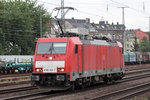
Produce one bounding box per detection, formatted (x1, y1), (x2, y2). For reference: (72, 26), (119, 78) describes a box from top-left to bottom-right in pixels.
(135, 29), (149, 42)
(125, 30), (137, 52)
(92, 21), (125, 44)
(45, 18), (149, 52)
(125, 29), (149, 52)
(64, 18), (98, 35)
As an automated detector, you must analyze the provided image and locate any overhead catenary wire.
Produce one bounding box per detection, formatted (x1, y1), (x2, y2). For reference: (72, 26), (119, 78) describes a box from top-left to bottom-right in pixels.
(1, 0), (149, 33)
(109, 0), (150, 16)
(1, 0), (148, 31)
(37, 0), (149, 31)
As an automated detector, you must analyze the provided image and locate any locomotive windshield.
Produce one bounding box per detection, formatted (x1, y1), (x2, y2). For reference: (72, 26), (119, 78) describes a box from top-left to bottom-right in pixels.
(37, 42), (67, 54)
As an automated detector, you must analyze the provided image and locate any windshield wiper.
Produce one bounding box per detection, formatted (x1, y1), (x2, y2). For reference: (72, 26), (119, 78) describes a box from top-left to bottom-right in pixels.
(42, 46), (52, 56)
(50, 46), (59, 56)
(41, 43), (59, 57)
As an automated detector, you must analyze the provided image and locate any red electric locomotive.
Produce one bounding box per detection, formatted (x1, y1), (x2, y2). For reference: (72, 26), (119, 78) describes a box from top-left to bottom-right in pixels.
(31, 37), (125, 90)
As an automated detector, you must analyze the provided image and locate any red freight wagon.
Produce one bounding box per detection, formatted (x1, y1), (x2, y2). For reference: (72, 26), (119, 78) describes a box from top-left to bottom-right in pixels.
(31, 37), (125, 90)
(142, 52), (149, 63)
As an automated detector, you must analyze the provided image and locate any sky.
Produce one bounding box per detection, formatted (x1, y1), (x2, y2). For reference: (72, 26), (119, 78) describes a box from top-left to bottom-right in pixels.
(37, 0), (150, 32)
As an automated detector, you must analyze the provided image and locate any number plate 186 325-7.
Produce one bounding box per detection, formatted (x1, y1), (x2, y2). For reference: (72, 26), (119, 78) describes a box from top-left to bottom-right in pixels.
(43, 69), (56, 72)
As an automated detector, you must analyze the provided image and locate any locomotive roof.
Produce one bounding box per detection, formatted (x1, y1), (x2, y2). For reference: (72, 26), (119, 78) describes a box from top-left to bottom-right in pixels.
(81, 39), (119, 47)
(37, 37), (122, 47)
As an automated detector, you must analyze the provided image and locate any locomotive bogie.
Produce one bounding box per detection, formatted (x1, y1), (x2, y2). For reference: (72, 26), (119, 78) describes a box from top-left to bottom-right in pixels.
(31, 73), (71, 90)
(31, 72), (124, 90)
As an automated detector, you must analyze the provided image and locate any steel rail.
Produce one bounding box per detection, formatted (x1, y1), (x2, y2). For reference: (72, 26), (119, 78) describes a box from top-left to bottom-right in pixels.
(90, 82), (150, 100)
(0, 86), (37, 94)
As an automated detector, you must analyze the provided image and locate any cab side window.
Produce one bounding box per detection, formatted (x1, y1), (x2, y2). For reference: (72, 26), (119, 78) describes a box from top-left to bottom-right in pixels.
(75, 45), (78, 54)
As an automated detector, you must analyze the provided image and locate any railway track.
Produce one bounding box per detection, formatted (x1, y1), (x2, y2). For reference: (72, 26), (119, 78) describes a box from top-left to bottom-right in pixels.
(0, 73), (31, 78)
(0, 64), (150, 100)
(31, 73), (150, 100)
(1, 90), (49, 100)
(47, 76), (150, 100)
(0, 86), (37, 95)
(2, 90), (71, 100)
(2, 71), (150, 100)
(126, 68), (150, 76)
(125, 64), (150, 71)
(121, 72), (150, 83)
(90, 82), (150, 100)
(0, 76), (30, 87)
(0, 73), (31, 87)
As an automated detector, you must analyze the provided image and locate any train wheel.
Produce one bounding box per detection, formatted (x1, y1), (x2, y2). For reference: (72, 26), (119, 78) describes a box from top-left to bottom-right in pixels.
(71, 84), (75, 91)
(9, 69), (12, 74)
(6, 70), (9, 74)
(103, 77), (111, 84)
(86, 82), (91, 87)
(28, 69), (31, 73)
(3, 70), (5, 74)
(11, 70), (14, 74)
(106, 78), (113, 84)
(30, 68), (33, 72)
(70, 83), (75, 91)
(1, 70), (3, 74)
(104, 79), (108, 84)
(72, 85), (75, 91)
(81, 84), (86, 89)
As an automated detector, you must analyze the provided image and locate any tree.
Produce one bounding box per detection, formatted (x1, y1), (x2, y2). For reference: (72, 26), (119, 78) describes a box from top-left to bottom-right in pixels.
(0, 0), (52, 55)
(146, 32), (150, 52)
(138, 37), (150, 52)
(146, 32), (150, 41)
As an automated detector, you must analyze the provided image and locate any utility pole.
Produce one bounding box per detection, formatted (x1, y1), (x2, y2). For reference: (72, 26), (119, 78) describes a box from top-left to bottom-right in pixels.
(149, 17), (150, 53)
(40, 12), (42, 38)
(61, 0), (64, 20)
(149, 17), (150, 32)
(118, 7), (128, 52)
(61, 0), (65, 32)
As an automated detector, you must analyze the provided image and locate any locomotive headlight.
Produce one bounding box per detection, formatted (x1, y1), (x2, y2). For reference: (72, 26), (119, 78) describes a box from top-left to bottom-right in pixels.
(36, 68), (42, 72)
(49, 57), (53, 60)
(61, 68), (64, 72)
(36, 69), (40, 72)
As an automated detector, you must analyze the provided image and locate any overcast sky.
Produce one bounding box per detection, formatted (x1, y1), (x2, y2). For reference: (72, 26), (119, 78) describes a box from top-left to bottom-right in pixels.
(37, 0), (150, 32)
